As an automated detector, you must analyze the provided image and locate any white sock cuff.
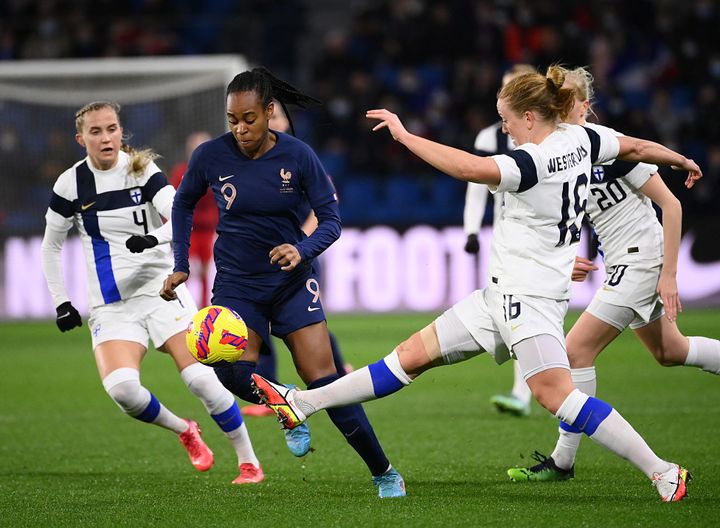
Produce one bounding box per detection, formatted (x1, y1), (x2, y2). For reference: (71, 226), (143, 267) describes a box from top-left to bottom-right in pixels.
(180, 362), (214, 385)
(102, 368), (140, 392)
(570, 367), (596, 384)
(685, 336), (699, 366)
(384, 350), (412, 386)
(555, 388), (589, 424)
(685, 336), (720, 374)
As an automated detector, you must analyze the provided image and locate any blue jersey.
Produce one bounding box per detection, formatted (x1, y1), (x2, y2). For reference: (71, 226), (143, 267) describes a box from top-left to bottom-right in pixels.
(172, 131), (341, 286)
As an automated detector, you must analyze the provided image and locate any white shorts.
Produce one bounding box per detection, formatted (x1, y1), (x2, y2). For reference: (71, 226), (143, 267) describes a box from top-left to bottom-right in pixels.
(88, 284), (197, 350)
(437, 286), (568, 368)
(586, 296), (665, 331)
(589, 260), (665, 330)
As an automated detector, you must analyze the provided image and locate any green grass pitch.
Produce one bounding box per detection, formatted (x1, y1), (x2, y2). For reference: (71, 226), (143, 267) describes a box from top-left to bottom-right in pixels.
(1, 310), (718, 527)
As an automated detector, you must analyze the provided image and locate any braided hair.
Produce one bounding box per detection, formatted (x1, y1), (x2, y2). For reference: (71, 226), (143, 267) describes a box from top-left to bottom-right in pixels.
(226, 67), (320, 136)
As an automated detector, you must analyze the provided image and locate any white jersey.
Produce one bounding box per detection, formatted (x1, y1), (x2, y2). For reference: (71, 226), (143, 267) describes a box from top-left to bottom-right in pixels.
(489, 123), (620, 299)
(584, 123), (662, 267)
(41, 151), (175, 308)
(463, 122), (514, 235)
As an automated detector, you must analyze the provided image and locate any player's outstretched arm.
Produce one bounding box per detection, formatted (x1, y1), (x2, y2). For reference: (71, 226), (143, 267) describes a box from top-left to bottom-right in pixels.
(616, 136), (702, 188)
(638, 174), (683, 322)
(160, 271), (189, 301)
(366, 109), (501, 185)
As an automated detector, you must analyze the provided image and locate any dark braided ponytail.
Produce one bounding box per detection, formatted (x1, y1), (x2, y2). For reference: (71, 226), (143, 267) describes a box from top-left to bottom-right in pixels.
(226, 67), (320, 136)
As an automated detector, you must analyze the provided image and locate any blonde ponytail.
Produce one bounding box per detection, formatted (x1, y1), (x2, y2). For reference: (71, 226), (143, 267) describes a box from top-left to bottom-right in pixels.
(498, 65), (575, 123)
(121, 144), (160, 178)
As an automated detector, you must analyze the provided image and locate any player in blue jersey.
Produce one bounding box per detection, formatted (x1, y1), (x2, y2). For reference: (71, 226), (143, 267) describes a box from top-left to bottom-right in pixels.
(40, 101), (263, 484)
(160, 68), (405, 498)
(506, 66), (720, 483)
(252, 66), (701, 501)
(242, 103), (353, 418)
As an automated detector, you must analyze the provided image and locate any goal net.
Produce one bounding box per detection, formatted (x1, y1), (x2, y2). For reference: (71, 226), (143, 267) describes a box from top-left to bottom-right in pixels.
(0, 55), (246, 318)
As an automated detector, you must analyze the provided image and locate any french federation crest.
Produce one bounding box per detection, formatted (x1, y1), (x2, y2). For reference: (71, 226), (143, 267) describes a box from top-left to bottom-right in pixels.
(129, 187), (142, 204)
(279, 168), (294, 194)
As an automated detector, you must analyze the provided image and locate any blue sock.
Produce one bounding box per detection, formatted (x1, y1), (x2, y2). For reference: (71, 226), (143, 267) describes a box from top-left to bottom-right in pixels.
(256, 341), (278, 380)
(211, 400), (244, 432)
(214, 360), (263, 404)
(563, 397), (613, 436)
(559, 421), (582, 434)
(329, 332), (348, 376)
(308, 374), (390, 476)
(134, 393), (161, 423)
(368, 358), (405, 397)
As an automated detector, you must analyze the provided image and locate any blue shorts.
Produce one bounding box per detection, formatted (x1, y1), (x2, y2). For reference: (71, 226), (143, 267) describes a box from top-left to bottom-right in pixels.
(212, 266), (326, 345)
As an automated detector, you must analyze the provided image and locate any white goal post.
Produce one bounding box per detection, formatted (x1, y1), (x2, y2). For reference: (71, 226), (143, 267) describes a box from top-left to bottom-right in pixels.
(0, 55), (246, 105)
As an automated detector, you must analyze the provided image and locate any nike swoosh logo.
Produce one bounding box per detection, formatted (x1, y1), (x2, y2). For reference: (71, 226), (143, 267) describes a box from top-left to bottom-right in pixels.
(57, 312), (71, 319)
(510, 323), (523, 331)
(307, 306), (320, 312)
(343, 426), (359, 438)
(81, 202), (96, 211)
(175, 315), (185, 321)
(219, 174), (235, 181)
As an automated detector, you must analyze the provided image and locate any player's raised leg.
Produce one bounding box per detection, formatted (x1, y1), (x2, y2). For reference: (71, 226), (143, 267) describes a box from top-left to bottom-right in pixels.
(244, 331), (352, 418)
(252, 322), (444, 426)
(169, 346), (263, 483)
(252, 302), (492, 428)
(158, 299), (264, 482)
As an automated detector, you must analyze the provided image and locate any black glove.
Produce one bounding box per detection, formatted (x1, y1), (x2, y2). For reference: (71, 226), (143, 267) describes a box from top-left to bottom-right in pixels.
(125, 234), (158, 253)
(56, 301), (82, 332)
(464, 233), (480, 254)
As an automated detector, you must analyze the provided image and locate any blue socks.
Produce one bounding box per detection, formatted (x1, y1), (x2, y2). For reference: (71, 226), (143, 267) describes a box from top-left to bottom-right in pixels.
(214, 360), (265, 404)
(308, 373), (390, 476)
(134, 392), (161, 423)
(211, 400), (244, 432)
(368, 358), (405, 398)
(560, 396), (613, 436)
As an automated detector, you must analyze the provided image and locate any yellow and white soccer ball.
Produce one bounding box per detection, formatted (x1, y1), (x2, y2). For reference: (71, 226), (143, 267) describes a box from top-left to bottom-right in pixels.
(186, 305), (248, 365)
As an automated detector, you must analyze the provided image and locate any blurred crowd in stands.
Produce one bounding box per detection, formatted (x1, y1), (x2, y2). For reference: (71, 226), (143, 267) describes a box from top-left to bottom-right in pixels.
(1, 0), (719, 254)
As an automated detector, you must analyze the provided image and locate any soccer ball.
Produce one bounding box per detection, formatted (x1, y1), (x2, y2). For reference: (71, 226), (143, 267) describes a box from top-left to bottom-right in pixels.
(186, 305), (248, 365)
